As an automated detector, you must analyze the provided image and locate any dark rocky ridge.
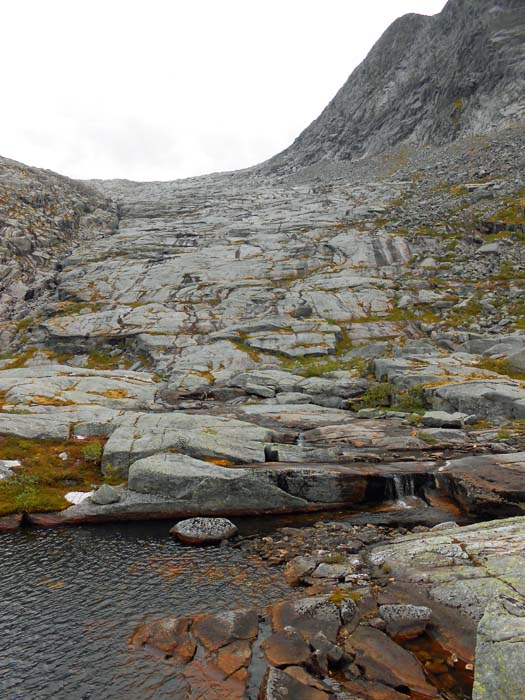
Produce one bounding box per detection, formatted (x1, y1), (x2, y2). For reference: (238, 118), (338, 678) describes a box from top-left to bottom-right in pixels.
(262, 0), (525, 174)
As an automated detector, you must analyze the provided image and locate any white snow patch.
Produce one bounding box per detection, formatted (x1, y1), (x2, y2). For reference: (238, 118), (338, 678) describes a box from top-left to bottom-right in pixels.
(65, 491), (94, 505)
(0, 459), (21, 480)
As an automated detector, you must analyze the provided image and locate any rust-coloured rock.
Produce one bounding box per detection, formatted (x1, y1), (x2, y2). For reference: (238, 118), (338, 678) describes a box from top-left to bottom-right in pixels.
(342, 678), (410, 699)
(0, 513), (22, 530)
(261, 629), (310, 667)
(345, 627), (438, 698)
(284, 555), (318, 586)
(130, 616), (196, 662)
(215, 639), (252, 676)
(181, 659), (246, 700)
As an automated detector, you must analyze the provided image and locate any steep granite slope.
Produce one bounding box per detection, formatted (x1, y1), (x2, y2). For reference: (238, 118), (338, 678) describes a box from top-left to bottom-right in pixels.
(262, 0), (525, 174)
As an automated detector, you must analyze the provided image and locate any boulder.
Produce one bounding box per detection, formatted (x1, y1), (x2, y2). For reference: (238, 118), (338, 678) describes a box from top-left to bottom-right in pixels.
(192, 608), (258, 652)
(170, 517), (238, 545)
(90, 484), (120, 505)
(271, 596), (342, 643)
(284, 555), (319, 586)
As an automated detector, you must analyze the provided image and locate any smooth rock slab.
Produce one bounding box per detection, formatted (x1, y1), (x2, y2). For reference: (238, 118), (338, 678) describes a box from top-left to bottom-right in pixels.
(345, 626), (438, 697)
(170, 517), (238, 545)
(439, 451), (525, 517)
(473, 594), (525, 700)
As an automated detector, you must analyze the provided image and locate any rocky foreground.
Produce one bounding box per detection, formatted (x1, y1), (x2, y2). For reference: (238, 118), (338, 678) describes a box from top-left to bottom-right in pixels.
(132, 516), (525, 700)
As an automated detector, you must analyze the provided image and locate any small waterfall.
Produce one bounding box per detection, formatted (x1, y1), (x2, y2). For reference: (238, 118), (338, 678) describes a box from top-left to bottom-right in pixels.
(386, 474), (417, 508)
(296, 432), (305, 448)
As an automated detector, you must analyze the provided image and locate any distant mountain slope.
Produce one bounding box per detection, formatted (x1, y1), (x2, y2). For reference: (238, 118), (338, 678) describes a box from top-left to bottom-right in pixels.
(262, 0), (525, 174)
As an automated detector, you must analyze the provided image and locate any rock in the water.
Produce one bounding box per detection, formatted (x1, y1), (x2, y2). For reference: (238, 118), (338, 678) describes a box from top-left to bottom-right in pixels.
(192, 608), (258, 651)
(379, 604), (432, 641)
(170, 517), (238, 545)
(284, 555), (319, 586)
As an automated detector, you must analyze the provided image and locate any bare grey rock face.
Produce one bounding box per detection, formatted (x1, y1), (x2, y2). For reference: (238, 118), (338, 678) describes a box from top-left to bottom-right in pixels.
(473, 594), (525, 700)
(263, 0), (525, 174)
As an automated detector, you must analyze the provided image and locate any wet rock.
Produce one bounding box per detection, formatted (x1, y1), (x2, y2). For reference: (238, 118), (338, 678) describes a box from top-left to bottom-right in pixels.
(284, 555), (319, 586)
(310, 631), (344, 666)
(261, 629), (310, 667)
(345, 627), (438, 697)
(192, 608), (258, 651)
(271, 596), (341, 642)
(130, 615), (196, 662)
(379, 604), (432, 641)
(342, 679), (410, 699)
(215, 639), (252, 676)
(170, 517), (238, 545)
(181, 659), (246, 700)
(261, 666), (333, 700)
(0, 513), (23, 530)
(439, 452), (525, 517)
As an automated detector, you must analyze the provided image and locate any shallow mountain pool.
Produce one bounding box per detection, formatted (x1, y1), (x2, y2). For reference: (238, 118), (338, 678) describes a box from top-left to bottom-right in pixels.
(0, 522), (290, 700)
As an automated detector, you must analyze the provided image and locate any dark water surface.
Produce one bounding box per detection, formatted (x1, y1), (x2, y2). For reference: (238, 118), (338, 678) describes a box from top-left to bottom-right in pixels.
(0, 522), (290, 700)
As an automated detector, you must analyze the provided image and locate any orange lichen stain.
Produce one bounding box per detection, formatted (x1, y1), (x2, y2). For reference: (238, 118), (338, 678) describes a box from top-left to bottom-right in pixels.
(32, 395), (74, 406)
(90, 389), (130, 399)
(203, 457), (234, 467)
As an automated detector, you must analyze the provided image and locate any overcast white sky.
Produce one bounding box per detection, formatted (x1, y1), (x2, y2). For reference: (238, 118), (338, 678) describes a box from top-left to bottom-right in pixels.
(1, 1), (446, 181)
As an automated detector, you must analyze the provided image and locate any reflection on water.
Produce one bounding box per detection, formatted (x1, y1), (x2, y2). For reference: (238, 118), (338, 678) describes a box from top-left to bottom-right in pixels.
(0, 522), (290, 700)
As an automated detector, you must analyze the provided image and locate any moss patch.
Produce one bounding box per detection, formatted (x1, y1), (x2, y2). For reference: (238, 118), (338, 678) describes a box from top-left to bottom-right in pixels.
(0, 436), (105, 515)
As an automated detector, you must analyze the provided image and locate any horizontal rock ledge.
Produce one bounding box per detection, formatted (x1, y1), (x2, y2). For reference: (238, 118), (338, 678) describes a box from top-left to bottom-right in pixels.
(26, 458), (438, 527)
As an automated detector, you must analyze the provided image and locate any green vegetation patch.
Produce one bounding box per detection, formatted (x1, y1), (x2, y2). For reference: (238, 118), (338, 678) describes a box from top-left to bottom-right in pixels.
(0, 436), (105, 515)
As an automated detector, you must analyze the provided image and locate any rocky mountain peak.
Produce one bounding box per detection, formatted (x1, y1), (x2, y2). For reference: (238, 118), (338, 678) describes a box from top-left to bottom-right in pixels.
(262, 0), (525, 174)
